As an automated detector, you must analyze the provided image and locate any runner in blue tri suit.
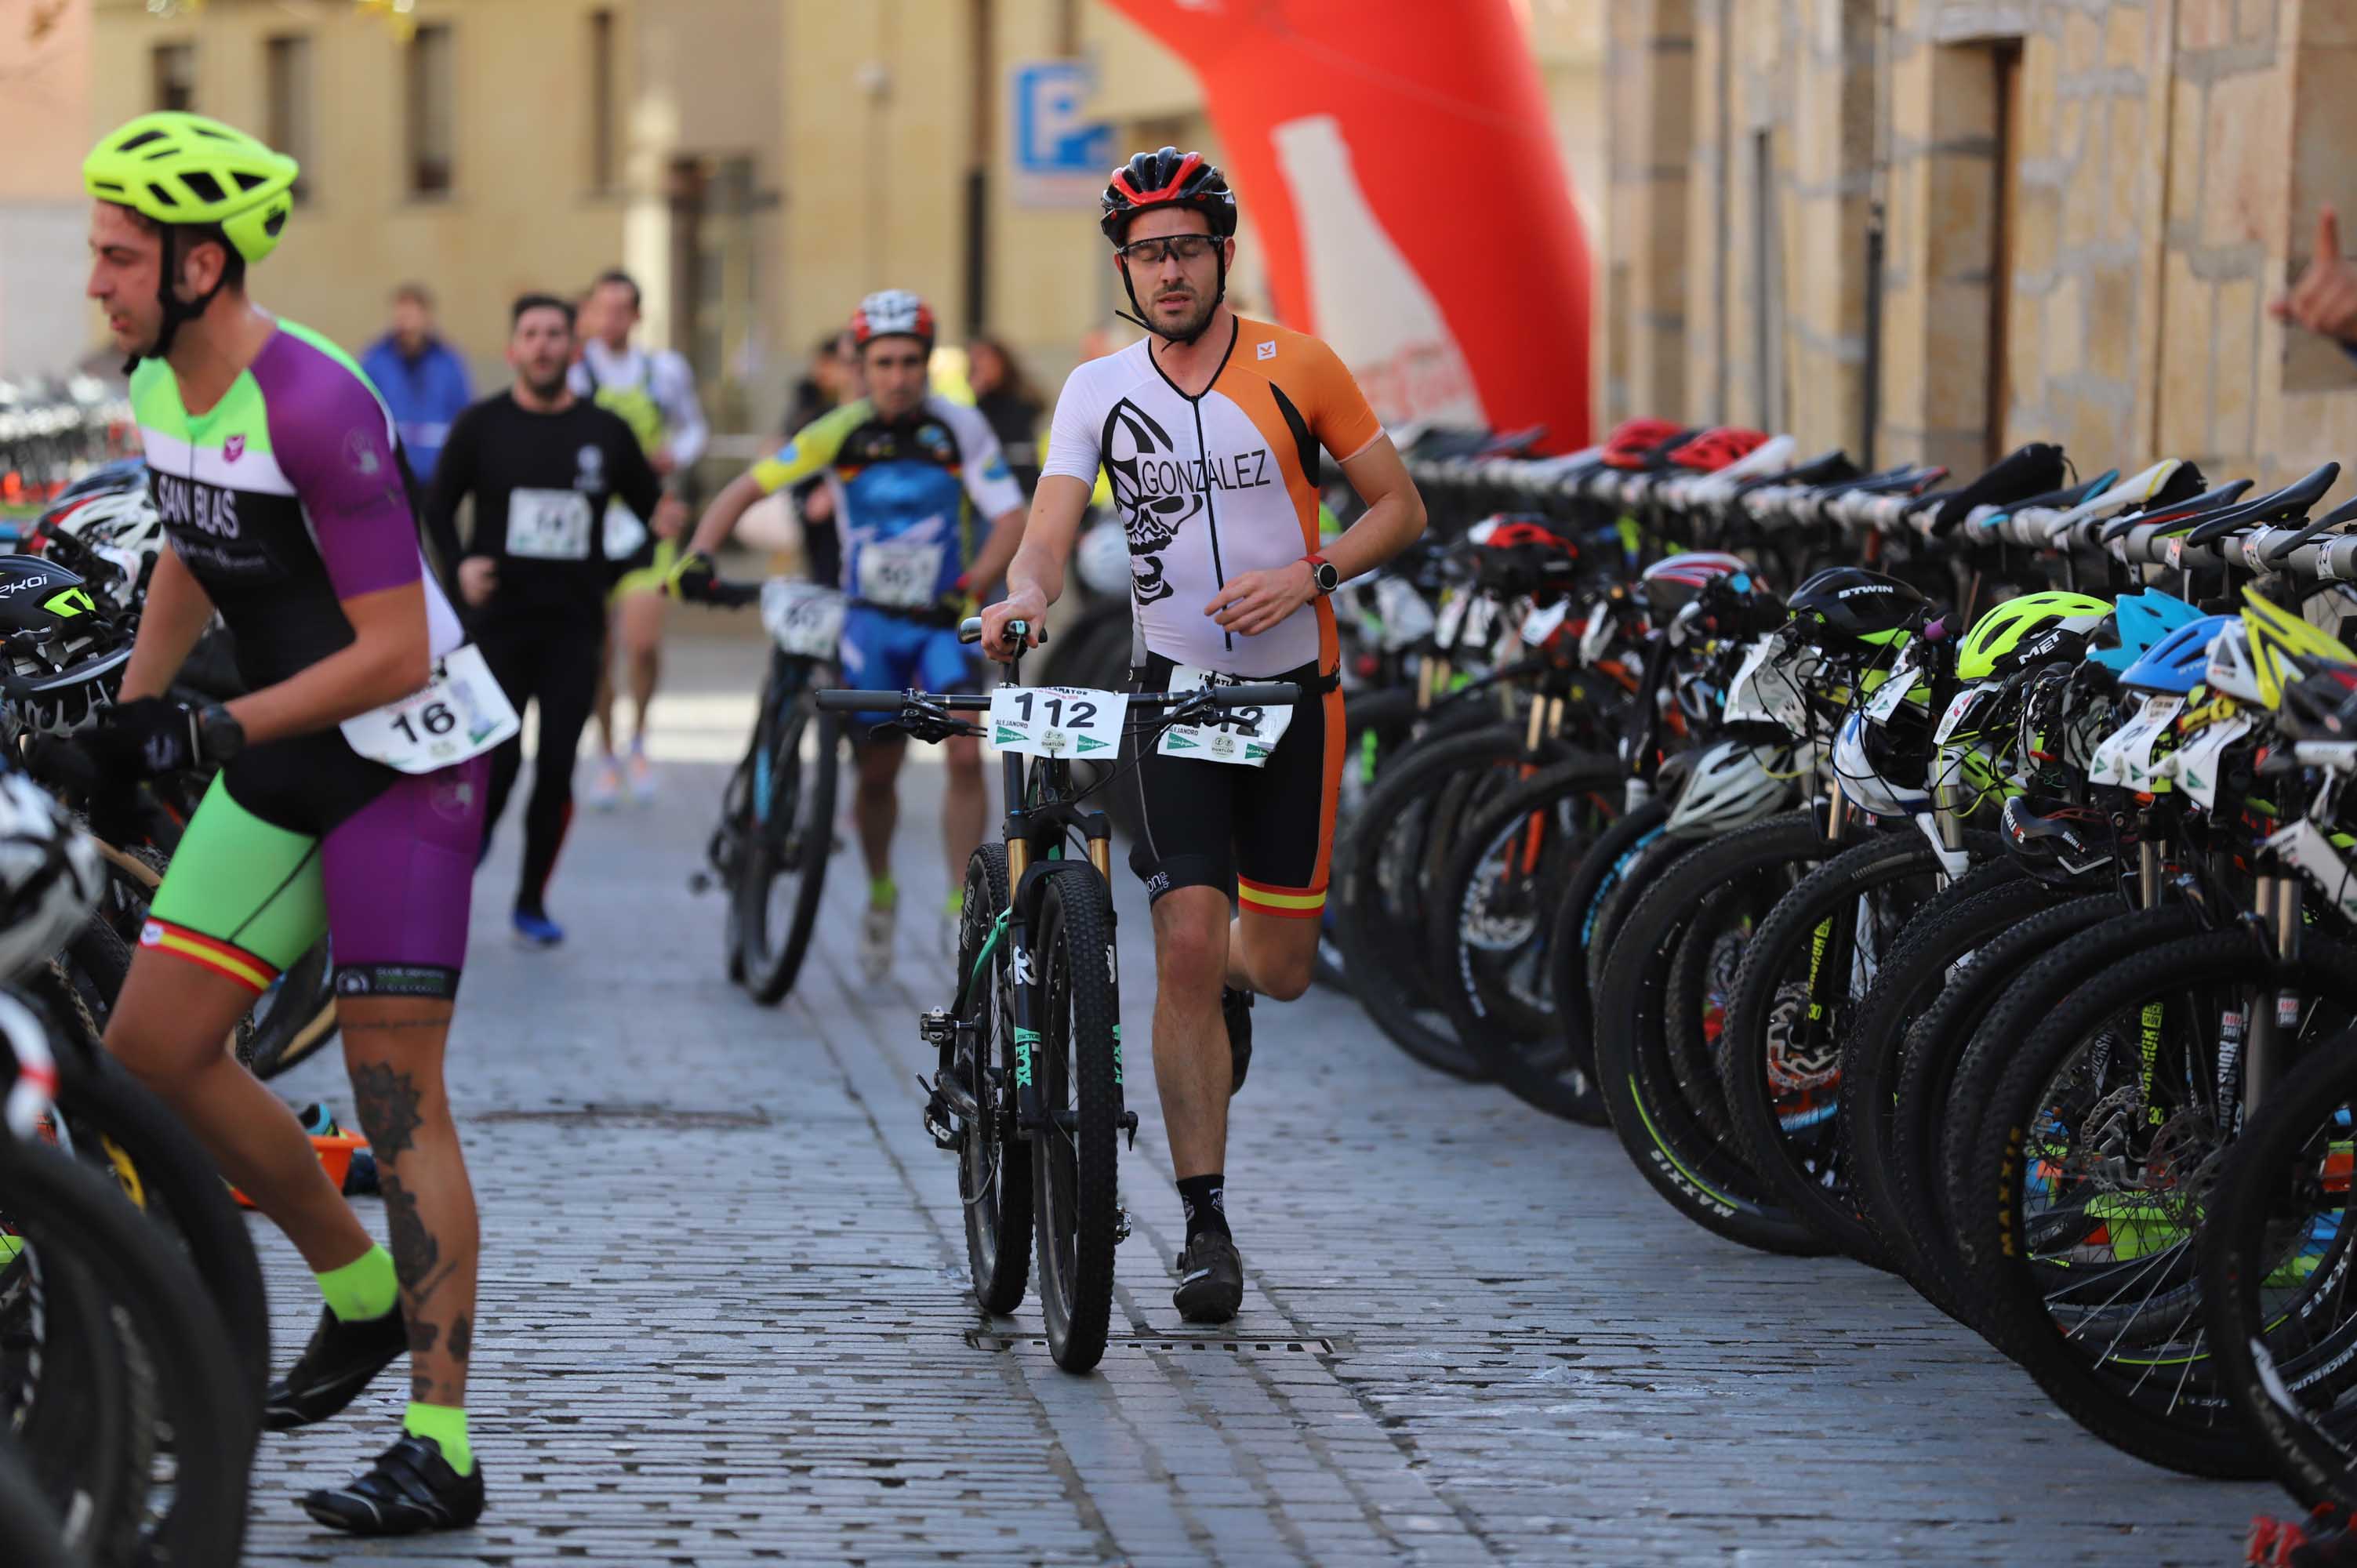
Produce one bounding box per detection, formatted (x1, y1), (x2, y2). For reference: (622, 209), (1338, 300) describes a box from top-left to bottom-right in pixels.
(674, 291), (1026, 975)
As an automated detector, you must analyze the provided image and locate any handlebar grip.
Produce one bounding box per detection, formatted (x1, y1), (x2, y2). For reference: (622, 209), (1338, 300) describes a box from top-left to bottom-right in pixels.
(815, 690), (904, 712)
(959, 616), (1041, 646)
(710, 581), (763, 608)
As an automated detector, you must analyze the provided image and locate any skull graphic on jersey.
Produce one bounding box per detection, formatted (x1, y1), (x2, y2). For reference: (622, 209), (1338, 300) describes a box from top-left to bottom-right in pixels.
(1102, 398), (1203, 607)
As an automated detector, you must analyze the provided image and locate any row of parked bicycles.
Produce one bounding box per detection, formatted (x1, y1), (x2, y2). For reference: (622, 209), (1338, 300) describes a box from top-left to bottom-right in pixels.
(1235, 419), (2357, 1555)
(0, 456), (354, 1565)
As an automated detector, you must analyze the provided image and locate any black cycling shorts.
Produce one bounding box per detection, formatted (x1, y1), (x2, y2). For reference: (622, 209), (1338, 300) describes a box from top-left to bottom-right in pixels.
(1125, 652), (1345, 921)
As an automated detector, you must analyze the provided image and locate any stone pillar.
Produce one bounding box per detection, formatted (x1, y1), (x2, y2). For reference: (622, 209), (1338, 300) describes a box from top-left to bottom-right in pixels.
(1604, 0), (1696, 426)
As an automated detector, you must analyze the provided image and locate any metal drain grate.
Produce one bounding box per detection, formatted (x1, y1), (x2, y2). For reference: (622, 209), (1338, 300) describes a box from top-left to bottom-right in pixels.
(476, 1102), (772, 1130)
(964, 1330), (1349, 1355)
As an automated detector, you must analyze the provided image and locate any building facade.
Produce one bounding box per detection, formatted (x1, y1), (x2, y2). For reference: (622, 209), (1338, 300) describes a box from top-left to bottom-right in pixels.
(78, 0), (1605, 449)
(1606, 0), (2357, 489)
(1, 0), (95, 379)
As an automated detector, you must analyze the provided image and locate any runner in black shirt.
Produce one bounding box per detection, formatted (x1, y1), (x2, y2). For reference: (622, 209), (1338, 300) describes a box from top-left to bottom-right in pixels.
(424, 293), (662, 945)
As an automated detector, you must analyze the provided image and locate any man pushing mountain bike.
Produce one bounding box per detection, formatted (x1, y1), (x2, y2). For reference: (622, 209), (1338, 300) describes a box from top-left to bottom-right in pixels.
(981, 147), (1426, 1322)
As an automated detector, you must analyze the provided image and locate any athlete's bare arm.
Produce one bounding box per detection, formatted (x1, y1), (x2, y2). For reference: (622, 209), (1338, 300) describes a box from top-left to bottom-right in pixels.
(982, 474), (1091, 661)
(118, 544), (219, 702)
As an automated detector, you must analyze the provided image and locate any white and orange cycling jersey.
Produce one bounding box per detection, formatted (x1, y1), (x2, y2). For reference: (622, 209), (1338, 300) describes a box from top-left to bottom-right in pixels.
(1041, 316), (1383, 676)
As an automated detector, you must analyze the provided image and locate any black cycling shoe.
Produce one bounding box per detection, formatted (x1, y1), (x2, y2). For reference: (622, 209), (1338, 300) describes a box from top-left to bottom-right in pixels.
(1173, 1231), (1244, 1323)
(300, 1433), (484, 1535)
(264, 1302), (406, 1432)
(1222, 986), (1254, 1096)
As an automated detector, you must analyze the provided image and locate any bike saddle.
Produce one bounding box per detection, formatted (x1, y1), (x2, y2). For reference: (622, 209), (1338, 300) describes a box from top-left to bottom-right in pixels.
(1927, 441), (2068, 534)
(1745, 449), (1855, 494)
(2262, 490), (2357, 564)
(2182, 463), (2341, 546)
(2098, 479), (2253, 544)
(1971, 470), (2117, 531)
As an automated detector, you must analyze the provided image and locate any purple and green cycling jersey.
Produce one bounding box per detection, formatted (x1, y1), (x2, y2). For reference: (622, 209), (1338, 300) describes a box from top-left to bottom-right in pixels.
(130, 320), (483, 1000)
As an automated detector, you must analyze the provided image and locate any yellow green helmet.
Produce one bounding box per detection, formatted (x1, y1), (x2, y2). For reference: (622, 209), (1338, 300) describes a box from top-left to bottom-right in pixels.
(1956, 590), (2113, 680)
(84, 112), (299, 265)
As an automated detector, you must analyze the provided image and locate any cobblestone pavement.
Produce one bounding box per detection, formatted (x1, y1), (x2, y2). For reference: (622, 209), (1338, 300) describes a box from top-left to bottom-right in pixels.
(242, 628), (2270, 1566)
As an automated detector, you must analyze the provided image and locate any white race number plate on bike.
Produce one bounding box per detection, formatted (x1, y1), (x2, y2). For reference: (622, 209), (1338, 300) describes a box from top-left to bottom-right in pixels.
(759, 579), (847, 660)
(1156, 665), (1293, 768)
(988, 685), (1129, 759)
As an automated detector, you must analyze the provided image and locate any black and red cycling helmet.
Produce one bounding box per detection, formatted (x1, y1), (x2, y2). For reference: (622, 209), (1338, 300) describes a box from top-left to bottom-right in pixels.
(1599, 419), (1691, 470)
(1099, 147), (1239, 245)
(1669, 427), (1770, 472)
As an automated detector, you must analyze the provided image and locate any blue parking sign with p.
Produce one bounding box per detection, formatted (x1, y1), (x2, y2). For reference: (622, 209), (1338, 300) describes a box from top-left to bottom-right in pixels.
(1011, 61), (1110, 204)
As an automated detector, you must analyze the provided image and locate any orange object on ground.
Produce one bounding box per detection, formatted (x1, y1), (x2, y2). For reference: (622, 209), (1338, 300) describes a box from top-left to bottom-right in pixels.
(231, 1131), (366, 1210)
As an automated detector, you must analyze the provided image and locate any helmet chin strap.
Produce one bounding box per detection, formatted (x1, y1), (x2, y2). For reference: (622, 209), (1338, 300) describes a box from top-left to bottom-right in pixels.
(1113, 245), (1229, 348)
(129, 227), (232, 375)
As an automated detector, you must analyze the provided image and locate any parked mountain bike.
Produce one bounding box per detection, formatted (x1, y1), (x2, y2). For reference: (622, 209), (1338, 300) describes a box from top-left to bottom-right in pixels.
(689, 575), (844, 1003)
(822, 619), (1296, 1374)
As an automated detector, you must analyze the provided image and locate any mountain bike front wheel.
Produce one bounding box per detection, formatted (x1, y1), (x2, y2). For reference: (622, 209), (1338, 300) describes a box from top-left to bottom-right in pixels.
(1030, 866), (1124, 1374)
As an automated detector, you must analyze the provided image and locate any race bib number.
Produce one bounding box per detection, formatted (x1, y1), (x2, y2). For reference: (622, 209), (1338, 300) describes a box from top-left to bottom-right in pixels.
(1521, 600), (1571, 646)
(340, 644), (520, 775)
(507, 488), (594, 561)
(1863, 664), (1920, 725)
(1157, 664), (1295, 768)
(759, 580), (847, 661)
(855, 537), (948, 608)
(1371, 575), (1436, 652)
(987, 685), (1128, 759)
(1432, 590), (1471, 652)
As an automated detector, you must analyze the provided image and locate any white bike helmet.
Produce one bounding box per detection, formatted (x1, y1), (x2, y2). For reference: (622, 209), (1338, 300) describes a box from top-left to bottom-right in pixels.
(0, 771), (100, 985)
(1832, 710), (1933, 817)
(1723, 633), (1818, 736)
(1664, 738), (1804, 838)
(2205, 620), (2266, 705)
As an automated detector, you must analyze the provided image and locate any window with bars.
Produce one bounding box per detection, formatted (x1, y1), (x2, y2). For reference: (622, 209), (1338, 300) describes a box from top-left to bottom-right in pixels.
(266, 36), (313, 202)
(152, 42), (195, 112)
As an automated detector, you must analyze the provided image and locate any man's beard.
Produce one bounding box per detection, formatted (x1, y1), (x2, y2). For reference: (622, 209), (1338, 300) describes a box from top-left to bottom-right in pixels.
(1152, 289), (1214, 342)
(523, 367), (568, 401)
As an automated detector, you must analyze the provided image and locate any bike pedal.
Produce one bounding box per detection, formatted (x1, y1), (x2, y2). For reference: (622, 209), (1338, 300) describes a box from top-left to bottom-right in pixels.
(687, 871), (713, 895)
(1118, 1109), (1139, 1151)
(1113, 1205), (1133, 1246)
(917, 1075), (962, 1152)
(918, 1008), (955, 1047)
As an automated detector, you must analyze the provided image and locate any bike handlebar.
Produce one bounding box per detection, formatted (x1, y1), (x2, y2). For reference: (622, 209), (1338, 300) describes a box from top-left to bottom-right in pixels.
(815, 683), (1305, 713)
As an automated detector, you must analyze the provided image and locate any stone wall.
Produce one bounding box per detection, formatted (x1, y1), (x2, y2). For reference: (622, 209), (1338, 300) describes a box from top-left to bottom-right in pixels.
(1608, 0), (2357, 492)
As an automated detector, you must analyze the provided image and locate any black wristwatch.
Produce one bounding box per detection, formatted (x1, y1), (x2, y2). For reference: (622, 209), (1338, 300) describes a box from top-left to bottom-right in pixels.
(1305, 554), (1341, 596)
(194, 703), (245, 764)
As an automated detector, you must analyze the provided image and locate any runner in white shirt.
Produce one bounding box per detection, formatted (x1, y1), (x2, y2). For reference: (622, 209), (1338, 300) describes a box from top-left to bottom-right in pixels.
(569, 267), (707, 804)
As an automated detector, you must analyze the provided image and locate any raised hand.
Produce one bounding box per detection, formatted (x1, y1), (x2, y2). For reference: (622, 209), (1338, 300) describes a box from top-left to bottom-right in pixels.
(2272, 205), (2357, 345)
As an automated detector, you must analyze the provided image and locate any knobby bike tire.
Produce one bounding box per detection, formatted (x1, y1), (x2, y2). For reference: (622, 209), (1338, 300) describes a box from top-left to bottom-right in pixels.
(1031, 867), (1124, 1374)
(1591, 813), (1840, 1254)
(1430, 760), (1620, 1121)
(1886, 893), (2128, 1330)
(0, 1433), (71, 1568)
(1936, 906), (2204, 1314)
(1315, 685), (1424, 994)
(24, 923), (273, 1394)
(1331, 725), (1531, 1080)
(1838, 870), (2052, 1299)
(955, 843), (1032, 1314)
(0, 1136), (254, 1566)
(743, 692), (841, 1005)
(242, 937), (339, 1080)
(2, 1238), (153, 1566)
(1963, 932), (2357, 1477)
(1542, 798), (1677, 1127)
(1717, 830), (1999, 1268)
(2201, 1033), (2357, 1512)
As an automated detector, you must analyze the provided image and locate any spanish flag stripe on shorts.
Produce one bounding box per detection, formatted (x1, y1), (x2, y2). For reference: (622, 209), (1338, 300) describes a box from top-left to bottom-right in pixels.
(140, 918), (278, 995)
(1238, 877), (1325, 919)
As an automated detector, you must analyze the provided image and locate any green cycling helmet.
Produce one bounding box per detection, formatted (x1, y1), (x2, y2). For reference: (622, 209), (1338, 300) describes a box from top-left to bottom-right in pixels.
(1956, 590), (2113, 680)
(85, 113), (299, 368)
(85, 112), (299, 263)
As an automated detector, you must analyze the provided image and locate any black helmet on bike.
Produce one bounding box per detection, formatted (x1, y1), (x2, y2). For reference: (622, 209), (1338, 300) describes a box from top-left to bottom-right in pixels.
(1786, 566), (1927, 645)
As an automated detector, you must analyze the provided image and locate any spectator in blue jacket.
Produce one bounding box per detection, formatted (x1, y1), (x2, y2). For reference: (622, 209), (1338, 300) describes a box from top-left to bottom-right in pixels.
(360, 282), (474, 485)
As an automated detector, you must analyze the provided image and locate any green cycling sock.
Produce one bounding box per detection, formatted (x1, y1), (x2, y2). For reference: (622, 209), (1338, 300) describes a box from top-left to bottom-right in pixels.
(870, 875), (897, 911)
(316, 1243), (398, 1323)
(404, 1401), (474, 1476)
